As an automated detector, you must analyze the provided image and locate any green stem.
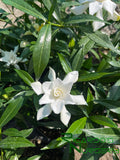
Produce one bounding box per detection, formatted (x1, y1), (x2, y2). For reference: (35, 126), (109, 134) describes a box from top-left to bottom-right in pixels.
(47, 21), (64, 27)
(0, 128), (3, 160)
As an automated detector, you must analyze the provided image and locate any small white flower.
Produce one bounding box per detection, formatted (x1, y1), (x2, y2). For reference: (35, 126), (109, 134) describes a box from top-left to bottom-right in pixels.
(0, 46), (27, 69)
(71, 0), (117, 31)
(31, 68), (87, 126)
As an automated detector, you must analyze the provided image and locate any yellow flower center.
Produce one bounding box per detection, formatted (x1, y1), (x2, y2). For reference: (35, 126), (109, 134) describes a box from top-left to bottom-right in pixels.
(53, 87), (64, 98)
(117, 15), (120, 21)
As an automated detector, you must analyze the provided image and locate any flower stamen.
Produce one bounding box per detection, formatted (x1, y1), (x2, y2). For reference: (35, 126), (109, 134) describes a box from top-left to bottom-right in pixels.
(53, 87), (63, 98)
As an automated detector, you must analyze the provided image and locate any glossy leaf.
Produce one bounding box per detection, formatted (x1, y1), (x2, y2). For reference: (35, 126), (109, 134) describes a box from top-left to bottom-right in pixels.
(0, 137), (35, 149)
(90, 115), (117, 128)
(15, 69), (34, 86)
(42, 0), (61, 22)
(78, 72), (110, 82)
(0, 96), (23, 128)
(27, 155), (43, 160)
(72, 48), (84, 71)
(82, 128), (120, 144)
(86, 32), (120, 54)
(58, 53), (72, 74)
(3, 128), (33, 138)
(65, 14), (108, 24)
(2, 0), (46, 21)
(95, 100), (120, 114)
(66, 117), (87, 135)
(33, 24), (51, 80)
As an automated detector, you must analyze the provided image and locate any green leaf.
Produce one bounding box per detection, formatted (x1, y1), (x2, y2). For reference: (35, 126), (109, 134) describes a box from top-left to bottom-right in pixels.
(3, 128), (33, 138)
(72, 48), (84, 71)
(95, 100), (120, 114)
(90, 115), (117, 128)
(2, 0), (46, 21)
(27, 155), (43, 160)
(65, 14), (108, 24)
(80, 142), (109, 160)
(33, 24), (51, 80)
(41, 137), (66, 150)
(66, 117), (87, 135)
(97, 58), (108, 72)
(0, 137), (35, 149)
(58, 53), (72, 74)
(42, 0), (61, 22)
(82, 128), (120, 144)
(85, 32), (120, 54)
(15, 69), (34, 86)
(0, 96), (23, 128)
(62, 1), (80, 8)
(78, 72), (110, 82)
(108, 85), (120, 101)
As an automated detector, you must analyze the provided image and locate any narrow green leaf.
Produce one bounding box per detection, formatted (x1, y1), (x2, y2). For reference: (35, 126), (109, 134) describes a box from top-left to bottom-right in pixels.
(27, 155), (43, 160)
(15, 69), (34, 86)
(82, 128), (120, 144)
(33, 24), (51, 80)
(41, 137), (66, 150)
(72, 48), (84, 71)
(0, 137), (35, 149)
(58, 53), (72, 74)
(90, 115), (117, 128)
(108, 85), (120, 101)
(97, 58), (108, 72)
(78, 72), (110, 82)
(95, 100), (120, 114)
(65, 14), (108, 24)
(0, 96), (23, 128)
(86, 32), (120, 54)
(3, 128), (33, 138)
(2, 0), (46, 21)
(42, 0), (61, 22)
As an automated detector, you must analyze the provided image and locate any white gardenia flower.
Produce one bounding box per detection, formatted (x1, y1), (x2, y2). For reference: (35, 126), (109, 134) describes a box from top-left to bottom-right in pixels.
(71, 0), (117, 31)
(31, 68), (87, 126)
(0, 46), (27, 69)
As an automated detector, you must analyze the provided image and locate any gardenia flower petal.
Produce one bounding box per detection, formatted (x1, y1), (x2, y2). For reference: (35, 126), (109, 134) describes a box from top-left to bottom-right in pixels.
(39, 93), (54, 105)
(70, 95), (88, 105)
(89, 1), (102, 15)
(63, 71), (78, 84)
(48, 67), (56, 81)
(31, 81), (43, 95)
(14, 64), (20, 70)
(37, 104), (52, 120)
(92, 9), (105, 31)
(60, 106), (71, 126)
(71, 4), (89, 15)
(42, 81), (52, 93)
(64, 94), (76, 105)
(103, 0), (116, 15)
(14, 45), (19, 54)
(51, 100), (64, 114)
